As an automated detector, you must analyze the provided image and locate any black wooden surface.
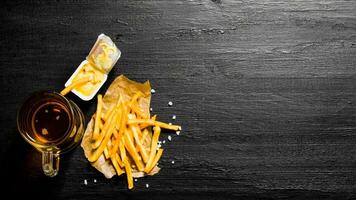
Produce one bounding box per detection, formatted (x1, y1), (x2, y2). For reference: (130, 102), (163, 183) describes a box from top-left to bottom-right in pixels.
(1, 0), (356, 199)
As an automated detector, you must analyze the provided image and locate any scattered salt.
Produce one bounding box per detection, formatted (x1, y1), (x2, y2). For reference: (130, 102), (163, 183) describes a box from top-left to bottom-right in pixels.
(45, 109), (49, 113)
(94, 179), (97, 183)
(146, 183), (149, 188)
(162, 140), (166, 144)
(84, 179), (88, 185)
(151, 89), (156, 94)
(176, 131), (180, 136)
(150, 107), (153, 112)
(172, 115), (176, 120)
(168, 135), (172, 141)
(56, 115), (60, 120)
(134, 179), (138, 182)
(168, 101), (173, 106)
(171, 160), (175, 164)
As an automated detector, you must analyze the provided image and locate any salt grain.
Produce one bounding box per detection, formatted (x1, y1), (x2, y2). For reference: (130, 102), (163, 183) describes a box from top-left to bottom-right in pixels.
(151, 89), (156, 94)
(134, 179), (138, 182)
(150, 107), (153, 112)
(171, 160), (175, 164)
(84, 179), (88, 185)
(146, 183), (149, 188)
(176, 131), (180, 136)
(172, 115), (176, 120)
(168, 101), (173, 106)
(168, 135), (172, 141)
(94, 179), (97, 183)
(169, 123), (172, 125)
(162, 140), (166, 144)
(45, 109), (49, 113)
(56, 115), (60, 120)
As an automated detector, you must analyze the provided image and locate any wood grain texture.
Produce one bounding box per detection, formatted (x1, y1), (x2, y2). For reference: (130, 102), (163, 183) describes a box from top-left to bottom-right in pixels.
(1, 0), (356, 199)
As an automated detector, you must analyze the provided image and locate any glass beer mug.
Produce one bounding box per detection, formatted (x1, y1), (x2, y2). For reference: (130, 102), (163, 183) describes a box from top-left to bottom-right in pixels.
(17, 91), (85, 177)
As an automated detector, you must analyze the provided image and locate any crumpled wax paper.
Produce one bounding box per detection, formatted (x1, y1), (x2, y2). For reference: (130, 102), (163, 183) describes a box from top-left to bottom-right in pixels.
(81, 75), (160, 178)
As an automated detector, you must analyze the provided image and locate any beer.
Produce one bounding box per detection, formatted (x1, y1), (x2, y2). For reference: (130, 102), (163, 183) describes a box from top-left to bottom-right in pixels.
(31, 102), (70, 143)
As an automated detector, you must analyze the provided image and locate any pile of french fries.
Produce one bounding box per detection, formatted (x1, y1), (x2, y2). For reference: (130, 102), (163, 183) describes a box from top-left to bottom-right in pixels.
(87, 92), (181, 189)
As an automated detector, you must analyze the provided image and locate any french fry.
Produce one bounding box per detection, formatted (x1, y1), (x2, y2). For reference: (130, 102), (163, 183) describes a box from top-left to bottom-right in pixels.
(102, 94), (121, 122)
(87, 110), (118, 162)
(123, 157), (133, 189)
(123, 129), (144, 171)
(113, 100), (123, 135)
(104, 140), (112, 159)
(130, 125), (148, 163)
(109, 129), (120, 156)
(60, 76), (92, 96)
(109, 101), (127, 156)
(108, 133), (124, 169)
(128, 113), (144, 153)
(141, 128), (149, 144)
(115, 105), (124, 135)
(130, 91), (144, 105)
(127, 119), (181, 131)
(118, 101), (128, 137)
(129, 104), (148, 119)
(116, 155), (124, 168)
(139, 115), (156, 129)
(119, 140), (126, 165)
(93, 95), (103, 140)
(99, 120), (103, 130)
(153, 121), (181, 131)
(146, 148), (163, 173)
(102, 104), (115, 121)
(104, 147), (110, 159)
(144, 126), (160, 173)
(136, 128), (149, 152)
(111, 156), (123, 175)
(111, 154), (124, 175)
(92, 115), (103, 132)
(92, 107), (116, 149)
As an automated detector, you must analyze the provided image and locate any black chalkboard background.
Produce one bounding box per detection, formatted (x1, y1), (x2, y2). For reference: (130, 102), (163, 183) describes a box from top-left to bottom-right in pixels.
(1, 0), (356, 199)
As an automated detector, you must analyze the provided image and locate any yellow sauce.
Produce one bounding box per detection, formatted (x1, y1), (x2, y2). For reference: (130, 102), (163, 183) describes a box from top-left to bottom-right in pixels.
(72, 62), (105, 97)
(88, 43), (117, 73)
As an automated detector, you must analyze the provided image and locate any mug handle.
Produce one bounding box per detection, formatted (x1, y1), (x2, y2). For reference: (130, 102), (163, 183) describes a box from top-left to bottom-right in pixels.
(42, 150), (60, 177)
